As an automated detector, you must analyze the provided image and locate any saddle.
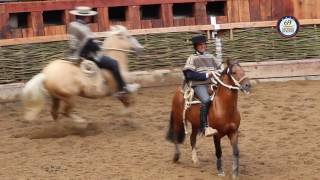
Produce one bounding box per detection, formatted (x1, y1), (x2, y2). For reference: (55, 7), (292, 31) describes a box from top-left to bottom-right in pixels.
(77, 59), (109, 96)
(181, 81), (217, 105)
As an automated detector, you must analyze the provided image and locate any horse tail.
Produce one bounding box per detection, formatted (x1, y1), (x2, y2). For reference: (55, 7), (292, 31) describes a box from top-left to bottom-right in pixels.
(166, 112), (185, 144)
(21, 73), (48, 121)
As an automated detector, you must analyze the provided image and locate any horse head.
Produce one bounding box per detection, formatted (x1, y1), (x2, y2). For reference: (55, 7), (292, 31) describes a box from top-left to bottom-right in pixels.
(224, 58), (251, 94)
(102, 25), (144, 55)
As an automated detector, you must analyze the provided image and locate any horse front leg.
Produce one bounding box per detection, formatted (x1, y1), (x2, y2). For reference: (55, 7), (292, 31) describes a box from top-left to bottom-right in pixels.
(190, 126), (199, 165)
(214, 135), (225, 176)
(61, 97), (88, 129)
(228, 131), (239, 179)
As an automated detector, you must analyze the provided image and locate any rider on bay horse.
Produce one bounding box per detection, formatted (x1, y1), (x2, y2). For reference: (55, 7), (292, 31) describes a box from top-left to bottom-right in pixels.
(67, 6), (138, 104)
(183, 34), (222, 137)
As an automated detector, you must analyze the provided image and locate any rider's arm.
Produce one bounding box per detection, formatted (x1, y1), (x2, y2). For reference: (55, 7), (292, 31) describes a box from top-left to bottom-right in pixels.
(183, 69), (208, 81)
(80, 38), (101, 61)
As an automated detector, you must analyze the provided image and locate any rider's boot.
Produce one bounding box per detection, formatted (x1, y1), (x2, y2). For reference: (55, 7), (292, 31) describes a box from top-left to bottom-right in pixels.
(115, 83), (140, 107)
(116, 90), (131, 107)
(200, 103), (218, 137)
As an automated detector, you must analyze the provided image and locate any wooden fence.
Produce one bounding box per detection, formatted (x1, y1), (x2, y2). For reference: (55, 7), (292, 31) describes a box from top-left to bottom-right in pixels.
(1, 20), (320, 84)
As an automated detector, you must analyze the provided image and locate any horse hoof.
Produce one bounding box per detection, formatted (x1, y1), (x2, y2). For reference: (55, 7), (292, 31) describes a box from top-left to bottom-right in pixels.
(73, 121), (88, 130)
(120, 107), (132, 116)
(192, 156), (199, 165)
(71, 115), (88, 129)
(217, 171), (225, 177)
(232, 174), (239, 180)
(173, 153), (180, 163)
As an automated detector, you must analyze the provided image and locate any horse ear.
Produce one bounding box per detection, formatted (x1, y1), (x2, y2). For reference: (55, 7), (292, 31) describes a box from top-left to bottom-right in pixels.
(226, 57), (231, 66)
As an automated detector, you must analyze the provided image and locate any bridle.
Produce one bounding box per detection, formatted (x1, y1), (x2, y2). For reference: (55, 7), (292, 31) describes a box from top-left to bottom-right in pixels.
(211, 62), (248, 90)
(101, 33), (136, 53)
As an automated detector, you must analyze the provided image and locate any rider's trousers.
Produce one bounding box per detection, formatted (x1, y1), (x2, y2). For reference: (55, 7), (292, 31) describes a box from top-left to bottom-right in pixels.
(194, 85), (211, 130)
(95, 56), (126, 91)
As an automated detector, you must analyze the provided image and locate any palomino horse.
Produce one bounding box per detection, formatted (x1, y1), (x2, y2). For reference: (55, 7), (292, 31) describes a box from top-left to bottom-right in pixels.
(21, 25), (143, 128)
(166, 59), (251, 179)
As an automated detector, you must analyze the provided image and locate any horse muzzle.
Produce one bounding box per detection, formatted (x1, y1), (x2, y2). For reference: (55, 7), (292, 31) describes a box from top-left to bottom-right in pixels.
(133, 46), (144, 55)
(240, 81), (252, 94)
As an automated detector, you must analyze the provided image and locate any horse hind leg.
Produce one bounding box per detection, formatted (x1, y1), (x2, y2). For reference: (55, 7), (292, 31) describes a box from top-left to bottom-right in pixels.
(190, 126), (199, 165)
(166, 112), (185, 163)
(51, 97), (60, 120)
(228, 131), (239, 179)
(214, 135), (225, 176)
(172, 123), (184, 163)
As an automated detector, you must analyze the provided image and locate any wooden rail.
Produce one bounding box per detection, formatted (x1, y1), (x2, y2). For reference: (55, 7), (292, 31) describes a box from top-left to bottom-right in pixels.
(1, 19), (320, 46)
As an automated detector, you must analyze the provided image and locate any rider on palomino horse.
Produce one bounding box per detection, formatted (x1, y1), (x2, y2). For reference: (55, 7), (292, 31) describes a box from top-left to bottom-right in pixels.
(68, 6), (138, 104)
(183, 34), (222, 137)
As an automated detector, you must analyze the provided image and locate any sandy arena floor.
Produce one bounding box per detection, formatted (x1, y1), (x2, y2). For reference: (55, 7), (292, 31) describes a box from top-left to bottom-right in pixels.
(0, 80), (319, 180)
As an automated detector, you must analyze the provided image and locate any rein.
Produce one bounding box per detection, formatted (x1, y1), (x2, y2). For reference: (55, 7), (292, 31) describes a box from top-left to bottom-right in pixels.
(102, 48), (135, 53)
(211, 65), (247, 90)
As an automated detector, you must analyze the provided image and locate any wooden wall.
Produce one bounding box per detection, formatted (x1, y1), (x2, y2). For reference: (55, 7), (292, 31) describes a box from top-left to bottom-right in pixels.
(1, 0), (320, 39)
(227, 0), (320, 23)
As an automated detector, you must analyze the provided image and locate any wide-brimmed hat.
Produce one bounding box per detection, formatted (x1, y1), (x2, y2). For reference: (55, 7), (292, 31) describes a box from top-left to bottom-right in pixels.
(191, 34), (207, 44)
(69, 6), (98, 16)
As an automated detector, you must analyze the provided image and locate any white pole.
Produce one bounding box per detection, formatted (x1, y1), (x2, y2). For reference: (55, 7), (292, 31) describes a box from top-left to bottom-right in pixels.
(210, 16), (223, 68)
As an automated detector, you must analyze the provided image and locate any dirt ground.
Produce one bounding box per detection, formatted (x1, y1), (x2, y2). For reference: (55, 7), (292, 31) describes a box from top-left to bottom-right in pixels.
(0, 80), (319, 180)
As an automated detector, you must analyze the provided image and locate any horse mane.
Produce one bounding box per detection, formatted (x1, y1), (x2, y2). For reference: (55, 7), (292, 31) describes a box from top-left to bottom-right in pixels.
(220, 59), (240, 77)
(104, 25), (129, 37)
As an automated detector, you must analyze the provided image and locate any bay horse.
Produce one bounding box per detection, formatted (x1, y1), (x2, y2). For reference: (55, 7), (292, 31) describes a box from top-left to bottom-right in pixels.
(21, 25), (143, 128)
(166, 59), (251, 179)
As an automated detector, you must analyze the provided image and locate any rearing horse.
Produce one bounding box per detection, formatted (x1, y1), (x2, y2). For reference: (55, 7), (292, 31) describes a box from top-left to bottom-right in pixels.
(167, 59), (251, 179)
(21, 25), (143, 128)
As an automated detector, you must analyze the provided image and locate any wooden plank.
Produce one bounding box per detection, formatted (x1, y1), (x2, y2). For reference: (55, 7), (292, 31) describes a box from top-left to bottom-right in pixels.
(1, 14), (10, 39)
(272, 0), (293, 20)
(97, 7), (108, 31)
(317, 0), (320, 19)
(109, 21), (127, 27)
(243, 59), (320, 79)
(127, 5), (141, 29)
(249, 0), (261, 21)
(31, 11), (44, 36)
(292, 0), (302, 19)
(44, 25), (66, 36)
(271, 0), (294, 20)
(302, 0), (317, 19)
(141, 20), (152, 29)
(216, 16), (228, 24)
(10, 28), (22, 38)
(161, 3), (173, 27)
(173, 18), (185, 26)
(21, 28), (34, 37)
(238, 0), (251, 22)
(260, 0), (272, 21)
(151, 19), (163, 28)
(194, 2), (207, 25)
(0, 13), (7, 39)
(184, 17), (195, 26)
(227, 0), (240, 23)
(3, 0), (226, 13)
(282, 0), (294, 17)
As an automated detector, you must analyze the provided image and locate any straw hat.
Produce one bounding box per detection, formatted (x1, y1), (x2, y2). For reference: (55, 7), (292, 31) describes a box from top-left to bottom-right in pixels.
(69, 6), (98, 16)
